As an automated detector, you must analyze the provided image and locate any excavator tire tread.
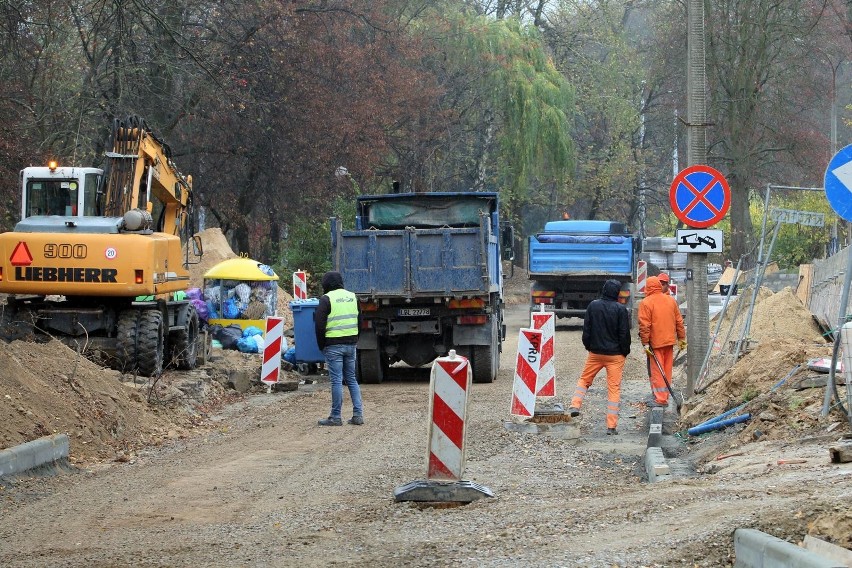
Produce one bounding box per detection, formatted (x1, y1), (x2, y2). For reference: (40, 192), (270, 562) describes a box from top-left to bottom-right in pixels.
(170, 305), (199, 370)
(137, 310), (165, 377)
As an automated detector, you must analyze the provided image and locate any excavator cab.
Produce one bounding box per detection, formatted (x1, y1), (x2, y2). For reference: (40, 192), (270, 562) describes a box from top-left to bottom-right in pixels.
(20, 165), (102, 219)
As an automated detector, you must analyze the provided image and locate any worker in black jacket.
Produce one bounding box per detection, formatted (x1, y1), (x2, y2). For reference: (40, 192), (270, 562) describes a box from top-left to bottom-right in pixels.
(568, 279), (631, 435)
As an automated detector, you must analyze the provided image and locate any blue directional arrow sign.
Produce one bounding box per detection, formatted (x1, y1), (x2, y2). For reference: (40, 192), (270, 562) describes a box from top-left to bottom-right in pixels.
(825, 145), (852, 222)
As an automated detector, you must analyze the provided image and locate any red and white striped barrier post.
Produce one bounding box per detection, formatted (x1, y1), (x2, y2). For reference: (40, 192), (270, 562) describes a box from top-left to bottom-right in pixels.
(261, 316), (285, 390)
(637, 260), (647, 295)
(426, 351), (472, 481)
(293, 270), (307, 300)
(531, 308), (555, 398)
(394, 350), (493, 502)
(510, 328), (542, 418)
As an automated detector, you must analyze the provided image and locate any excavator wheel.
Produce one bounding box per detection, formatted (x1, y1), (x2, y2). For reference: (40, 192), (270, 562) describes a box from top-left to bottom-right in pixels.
(116, 309), (165, 377)
(170, 305), (199, 370)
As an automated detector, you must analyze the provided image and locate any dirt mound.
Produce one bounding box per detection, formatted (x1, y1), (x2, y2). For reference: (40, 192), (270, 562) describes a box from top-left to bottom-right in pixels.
(684, 286), (847, 461)
(0, 339), (229, 464)
(186, 228), (238, 289)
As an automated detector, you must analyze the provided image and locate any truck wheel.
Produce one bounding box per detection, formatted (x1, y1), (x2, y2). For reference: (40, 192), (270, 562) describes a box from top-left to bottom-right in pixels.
(471, 345), (496, 383)
(170, 305), (199, 370)
(116, 309), (164, 377)
(357, 348), (384, 384)
(472, 319), (500, 383)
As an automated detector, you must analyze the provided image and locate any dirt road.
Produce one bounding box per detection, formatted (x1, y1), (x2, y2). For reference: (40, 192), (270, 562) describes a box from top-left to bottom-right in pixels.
(1, 304), (850, 567)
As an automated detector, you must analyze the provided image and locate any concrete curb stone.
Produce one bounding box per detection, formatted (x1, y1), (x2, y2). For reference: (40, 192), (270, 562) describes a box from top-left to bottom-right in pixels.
(734, 528), (845, 568)
(0, 433), (70, 478)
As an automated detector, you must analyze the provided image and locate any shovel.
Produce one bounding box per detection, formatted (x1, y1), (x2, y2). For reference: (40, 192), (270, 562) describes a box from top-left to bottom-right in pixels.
(647, 346), (683, 412)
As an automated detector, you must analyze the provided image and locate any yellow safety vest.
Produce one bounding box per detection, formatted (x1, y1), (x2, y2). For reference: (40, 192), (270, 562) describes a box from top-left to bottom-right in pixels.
(324, 288), (358, 338)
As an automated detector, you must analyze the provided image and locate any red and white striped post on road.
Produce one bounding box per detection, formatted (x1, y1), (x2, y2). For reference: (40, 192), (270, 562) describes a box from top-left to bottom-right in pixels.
(261, 316), (285, 389)
(394, 350), (494, 502)
(292, 270), (307, 300)
(510, 328), (542, 418)
(426, 351), (472, 481)
(637, 260), (647, 295)
(531, 308), (555, 398)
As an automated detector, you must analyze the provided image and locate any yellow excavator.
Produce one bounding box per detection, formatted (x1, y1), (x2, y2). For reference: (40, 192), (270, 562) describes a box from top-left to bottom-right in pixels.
(0, 116), (204, 376)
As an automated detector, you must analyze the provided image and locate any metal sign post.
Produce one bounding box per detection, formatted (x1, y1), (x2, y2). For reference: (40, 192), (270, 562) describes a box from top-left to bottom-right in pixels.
(821, 145), (852, 418)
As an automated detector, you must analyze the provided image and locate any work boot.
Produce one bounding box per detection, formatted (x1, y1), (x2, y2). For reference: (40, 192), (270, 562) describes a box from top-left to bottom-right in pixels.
(318, 417), (343, 426)
(348, 416), (364, 425)
(607, 427), (618, 435)
(648, 400), (669, 408)
(568, 407), (580, 417)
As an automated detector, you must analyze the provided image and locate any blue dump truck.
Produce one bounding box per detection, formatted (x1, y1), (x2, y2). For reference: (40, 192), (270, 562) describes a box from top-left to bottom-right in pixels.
(330, 192), (512, 384)
(528, 220), (637, 319)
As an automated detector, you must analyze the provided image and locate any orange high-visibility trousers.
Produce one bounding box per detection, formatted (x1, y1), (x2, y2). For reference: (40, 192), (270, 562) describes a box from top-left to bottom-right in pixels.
(570, 352), (625, 429)
(648, 345), (674, 404)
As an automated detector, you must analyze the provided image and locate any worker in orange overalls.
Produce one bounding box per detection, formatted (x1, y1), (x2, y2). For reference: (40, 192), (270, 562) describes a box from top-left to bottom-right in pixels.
(638, 275), (686, 407)
(568, 279), (631, 435)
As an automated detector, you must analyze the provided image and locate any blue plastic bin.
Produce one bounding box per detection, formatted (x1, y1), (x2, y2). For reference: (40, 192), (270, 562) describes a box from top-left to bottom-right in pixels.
(289, 299), (325, 363)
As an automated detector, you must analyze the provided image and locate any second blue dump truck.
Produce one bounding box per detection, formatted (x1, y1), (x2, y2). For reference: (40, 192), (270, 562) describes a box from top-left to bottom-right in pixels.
(528, 220), (637, 319)
(330, 192), (512, 384)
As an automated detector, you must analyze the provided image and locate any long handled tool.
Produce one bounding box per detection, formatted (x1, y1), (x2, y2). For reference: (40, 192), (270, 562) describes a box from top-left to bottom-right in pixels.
(647, 346), (683, 412)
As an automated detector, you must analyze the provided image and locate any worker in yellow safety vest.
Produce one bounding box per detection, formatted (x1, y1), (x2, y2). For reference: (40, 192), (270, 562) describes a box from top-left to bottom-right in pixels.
(313, 271), (363, 426)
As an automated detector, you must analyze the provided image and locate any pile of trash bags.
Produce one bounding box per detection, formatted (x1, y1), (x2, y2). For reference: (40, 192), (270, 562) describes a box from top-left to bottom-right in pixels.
(202, 268), (278, 323)
(210, 323), (266, 354)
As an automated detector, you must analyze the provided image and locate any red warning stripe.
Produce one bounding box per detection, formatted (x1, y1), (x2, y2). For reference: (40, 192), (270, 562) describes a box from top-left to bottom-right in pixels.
(432, 393), (464, 449)
(540, 336), (553, 361)
(428, 452), (456, 479)
(515, 352), (537, 389)
(261, 368), (279, 383)
(437, 359), (468, 391)
(10, 242), (33, 266)
(510, 394), (532, 416)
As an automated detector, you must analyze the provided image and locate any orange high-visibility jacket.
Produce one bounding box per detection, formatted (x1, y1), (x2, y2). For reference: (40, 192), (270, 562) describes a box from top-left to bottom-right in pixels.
(638, 276), (686, 348)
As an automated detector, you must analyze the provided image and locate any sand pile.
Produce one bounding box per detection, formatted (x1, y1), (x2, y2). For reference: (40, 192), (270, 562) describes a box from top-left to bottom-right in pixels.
(713, 286), (826, 346)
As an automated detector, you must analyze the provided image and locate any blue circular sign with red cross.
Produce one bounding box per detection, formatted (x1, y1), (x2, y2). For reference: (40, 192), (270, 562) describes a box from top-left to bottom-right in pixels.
(669, 165), (731, 228)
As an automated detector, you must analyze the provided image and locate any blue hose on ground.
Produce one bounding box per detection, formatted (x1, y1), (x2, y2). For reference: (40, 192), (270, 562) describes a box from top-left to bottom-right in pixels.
(692, 365), (802, 430)
(687, 414), (752, 436)
(695, 403), (747, 428)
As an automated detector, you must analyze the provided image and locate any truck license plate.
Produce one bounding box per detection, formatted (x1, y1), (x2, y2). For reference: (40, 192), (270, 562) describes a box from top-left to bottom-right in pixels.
(398, 308), (430, 316)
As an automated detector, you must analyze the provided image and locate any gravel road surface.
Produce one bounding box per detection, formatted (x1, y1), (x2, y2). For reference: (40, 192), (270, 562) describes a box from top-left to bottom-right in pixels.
(1, 303), (849, 567)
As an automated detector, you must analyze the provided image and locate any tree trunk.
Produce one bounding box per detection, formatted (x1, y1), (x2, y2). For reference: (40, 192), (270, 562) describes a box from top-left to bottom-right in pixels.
(728, 177), (754, 268)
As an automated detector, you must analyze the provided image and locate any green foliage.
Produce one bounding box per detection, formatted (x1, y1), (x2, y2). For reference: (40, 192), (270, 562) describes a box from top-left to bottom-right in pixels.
(431, 12), (575, 219)
(546, 1), (647, 222)
(276, 195), (357, 295)
(742, 386), (759, 402)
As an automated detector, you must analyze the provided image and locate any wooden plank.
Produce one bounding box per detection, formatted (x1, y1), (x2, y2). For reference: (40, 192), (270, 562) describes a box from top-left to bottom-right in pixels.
(802, 534), (852, 565)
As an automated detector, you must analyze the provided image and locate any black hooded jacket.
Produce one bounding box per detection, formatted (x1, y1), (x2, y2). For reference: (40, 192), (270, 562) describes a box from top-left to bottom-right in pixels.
(313, 271), (358, 350)
(582, 279), (631, 356)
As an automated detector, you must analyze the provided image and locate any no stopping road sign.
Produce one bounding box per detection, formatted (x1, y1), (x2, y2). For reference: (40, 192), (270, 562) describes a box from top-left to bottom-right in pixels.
(669, 165), (731, 228)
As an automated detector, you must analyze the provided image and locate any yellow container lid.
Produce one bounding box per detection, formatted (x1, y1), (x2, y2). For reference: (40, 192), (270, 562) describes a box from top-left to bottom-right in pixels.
(203, 257), (279, 281)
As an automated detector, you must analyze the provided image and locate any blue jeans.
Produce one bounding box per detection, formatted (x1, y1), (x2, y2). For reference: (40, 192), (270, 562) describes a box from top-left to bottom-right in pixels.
(323, 343), (363, 419)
